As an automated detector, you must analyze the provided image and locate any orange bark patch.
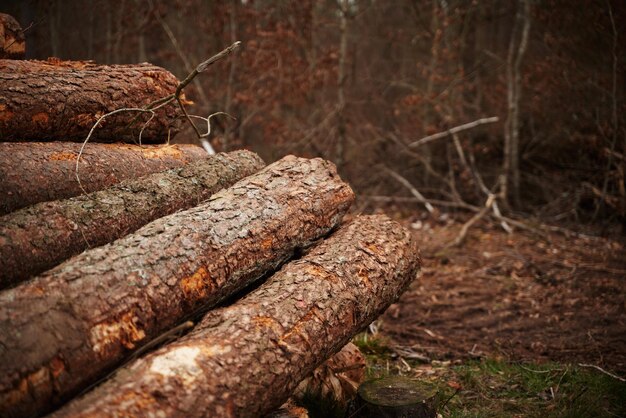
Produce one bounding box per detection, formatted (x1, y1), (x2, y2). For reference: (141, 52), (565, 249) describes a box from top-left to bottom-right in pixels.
(74, 113), (96, 127)
(31, 112), (49, 124)
(356, 267), (371, 286)
(180, 266), (212, 300)
(49, 152), (77, 161)
(90, 311), (146, 356)
(280, 307), (320, 348)
(0, 104), (13, 122)
(50, 356), (66, 379)
(261, 237), (274, 251)
(141, 145), (183, 159)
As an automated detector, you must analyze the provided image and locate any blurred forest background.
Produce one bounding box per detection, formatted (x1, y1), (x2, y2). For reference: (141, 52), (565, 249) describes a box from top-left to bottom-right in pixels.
(3, 0), (625, 233)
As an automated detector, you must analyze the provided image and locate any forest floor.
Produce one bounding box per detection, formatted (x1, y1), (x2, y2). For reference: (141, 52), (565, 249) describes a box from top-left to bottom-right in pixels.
(353, 209), (626, 417)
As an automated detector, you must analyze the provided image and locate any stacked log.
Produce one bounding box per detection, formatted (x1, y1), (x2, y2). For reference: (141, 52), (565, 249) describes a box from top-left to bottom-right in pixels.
(0, 156), (354, 418)
(49, 215), (420, 418)
(0, 150), (265, 287)
(0, 58), (181, 142)
(0, 22), (422, 417)
(0, 142), (210, 214)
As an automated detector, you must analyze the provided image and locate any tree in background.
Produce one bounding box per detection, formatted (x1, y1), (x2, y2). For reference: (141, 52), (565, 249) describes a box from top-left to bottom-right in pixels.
(3, 0), (624, 230)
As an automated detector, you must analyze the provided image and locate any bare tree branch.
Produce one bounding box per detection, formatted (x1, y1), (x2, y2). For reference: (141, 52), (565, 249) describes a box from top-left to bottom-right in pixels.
(384, 166), (435, 214)
(408, 116), (499, 148)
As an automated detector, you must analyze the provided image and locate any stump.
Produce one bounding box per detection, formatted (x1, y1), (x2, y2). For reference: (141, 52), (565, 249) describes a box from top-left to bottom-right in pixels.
(355, 376), (437, 418)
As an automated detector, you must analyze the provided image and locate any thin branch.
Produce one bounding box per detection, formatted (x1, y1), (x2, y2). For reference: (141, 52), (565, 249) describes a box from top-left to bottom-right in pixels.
(578, 363), (625, 382)
(76, 107), (155, 193)
(446, 194), (495, 248)
(384, 167), (435, 214)
(408, 116), (499, 148)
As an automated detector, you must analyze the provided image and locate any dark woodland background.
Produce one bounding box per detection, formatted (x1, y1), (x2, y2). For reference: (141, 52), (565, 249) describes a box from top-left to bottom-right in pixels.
(2, 0), (625, 232)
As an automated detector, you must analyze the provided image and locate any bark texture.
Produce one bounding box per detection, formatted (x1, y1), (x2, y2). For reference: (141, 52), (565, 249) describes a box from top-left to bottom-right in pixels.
(0, 156), (354, 418)
(0, 150), (265, 288)
(50, 215), (420, 418)
(0, 14), (24, 59)
(0, 58), (181, 142)
(0, 142), (208, 215)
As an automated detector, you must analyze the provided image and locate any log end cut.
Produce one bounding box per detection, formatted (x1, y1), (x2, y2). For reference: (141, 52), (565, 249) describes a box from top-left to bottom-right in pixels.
(355, 376), (437, 418)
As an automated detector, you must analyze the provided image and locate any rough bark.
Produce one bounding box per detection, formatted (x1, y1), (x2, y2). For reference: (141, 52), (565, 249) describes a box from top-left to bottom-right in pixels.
(0, 58), (181, 142)
(0, 14), (24, 59)
(50, 215), (420, 418)
(0, 150), (265, 288)
(0, 155), (354, 418)
(0, 142), (208, 215)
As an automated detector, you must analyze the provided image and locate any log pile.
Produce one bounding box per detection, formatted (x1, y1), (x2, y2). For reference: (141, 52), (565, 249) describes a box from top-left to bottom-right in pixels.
(0, 16), (421, 418)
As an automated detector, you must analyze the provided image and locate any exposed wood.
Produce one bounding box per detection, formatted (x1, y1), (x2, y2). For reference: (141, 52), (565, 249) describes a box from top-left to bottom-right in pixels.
(0, 142), (208, 215)
(293, 342), (366, 411)
(0, 14), (25, 59)
(0, 156), (354, 418)
(408, 117), (499, 148)
(355, 376), (437, 418)
(49, 215), (420, 418)
(266, 401), (310, 418)
(0, 150), (265, 288)
(0, 59), (181, 142)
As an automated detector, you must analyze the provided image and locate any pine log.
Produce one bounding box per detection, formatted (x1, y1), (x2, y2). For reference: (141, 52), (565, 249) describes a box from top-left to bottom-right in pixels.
(0, 14), (24, 59)
(0, 142), (209, 215)
(0, 58), (181, 142)
(0, 150), (265, 288)
(50, 215), (420, 418)
(0, 155), (354, 418)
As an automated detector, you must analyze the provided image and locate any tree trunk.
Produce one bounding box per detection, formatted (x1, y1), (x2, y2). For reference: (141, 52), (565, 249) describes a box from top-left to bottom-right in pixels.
(0, 150), (265, 288)
(0, 156), (354, 418)
(0, 14), (25, 59)
(503, 0), (531, 208)
(49, 215), (420, 418)
(0, 142), (208, 215)
(336, 0), (349, 170)
(0, 59), (182, 142)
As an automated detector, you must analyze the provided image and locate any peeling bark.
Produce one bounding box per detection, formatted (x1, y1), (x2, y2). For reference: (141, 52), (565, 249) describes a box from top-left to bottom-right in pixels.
(0, 156), (354, 418)
(0, 14), (25, 59)
(0, 58), (181, 142)
(0, 150), (265, 288)
(0, 142), (208, 215)
(50, 215), (420, 418)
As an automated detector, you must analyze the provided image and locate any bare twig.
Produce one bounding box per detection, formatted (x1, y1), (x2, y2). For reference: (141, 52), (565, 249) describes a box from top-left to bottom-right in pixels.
(77, 42), (242, 190)
(446, 194), (495, 248)
(76, 107), (156, 193)
(578, 363), (625, 382)
(187, 112), (236, 154)
(408, 117), (499, 148)
(384, 167), (435, 214)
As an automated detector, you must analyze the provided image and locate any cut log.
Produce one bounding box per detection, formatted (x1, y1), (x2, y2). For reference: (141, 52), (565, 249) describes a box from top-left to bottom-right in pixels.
(0, 14), (24, 59)
(0, 58), (181, 142)
(354, 376), (437, 418)
(49, 215), (420, 418)
(0, 142), (209, 215)
(0, 150), (265, 288)
(0, 156), (354, 418)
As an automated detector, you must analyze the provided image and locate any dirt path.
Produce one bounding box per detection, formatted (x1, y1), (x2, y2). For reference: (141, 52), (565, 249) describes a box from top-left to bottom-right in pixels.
(381, 216), (626, 373)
